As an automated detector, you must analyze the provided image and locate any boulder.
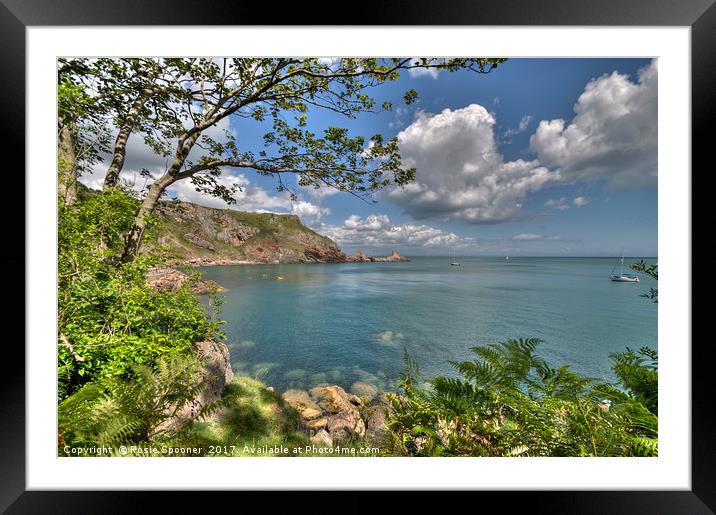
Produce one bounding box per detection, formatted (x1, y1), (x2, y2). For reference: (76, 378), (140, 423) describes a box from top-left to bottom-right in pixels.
(309, 385), (362, 414)
(282, 389), (323, 421)
(153, 340), (233, 435)
(326, 410), (366, 442)
(306, 417), (328, 430)
(146, 267), (225, 294)
(364, 397), (391, 444)
(310, 429), (333, 448)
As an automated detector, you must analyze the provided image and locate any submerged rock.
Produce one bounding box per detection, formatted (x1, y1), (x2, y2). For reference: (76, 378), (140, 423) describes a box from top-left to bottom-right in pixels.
(351, 381), (378, 400)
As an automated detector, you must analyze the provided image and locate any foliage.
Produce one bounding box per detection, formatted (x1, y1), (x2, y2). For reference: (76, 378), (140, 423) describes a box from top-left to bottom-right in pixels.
(58, 188), (224, 400)
(57, 59), (113, 176)
(630, 260), (658, 303)
(609, 347), (658, 415)
(58, 355), (215, 452)
(386, 339), (658, 457)
(59, 58), (506, 260)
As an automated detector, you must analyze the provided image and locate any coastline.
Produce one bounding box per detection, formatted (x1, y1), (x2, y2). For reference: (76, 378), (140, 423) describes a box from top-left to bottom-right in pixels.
(179, 250), (410, 267)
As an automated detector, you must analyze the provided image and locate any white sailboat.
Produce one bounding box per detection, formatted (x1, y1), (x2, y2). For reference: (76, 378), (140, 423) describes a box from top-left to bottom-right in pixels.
(451, 247), (461, 266)
(610, 254), (639, 282)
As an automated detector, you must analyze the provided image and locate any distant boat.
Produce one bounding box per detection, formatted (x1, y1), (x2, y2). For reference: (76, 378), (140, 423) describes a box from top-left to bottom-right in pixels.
(450, 247), (461, 266)
(610, 254), (639, 282)
(506, 256), (510, 261)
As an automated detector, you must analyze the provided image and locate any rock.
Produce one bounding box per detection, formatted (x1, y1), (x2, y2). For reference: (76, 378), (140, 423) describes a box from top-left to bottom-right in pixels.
(146, 267), (225, 294)
(350, 381), (378, 400)
(302, 245), (348, 263)
(153, 200), (351, 265)
(347, 249), (372, 262)
(326, 410), (366, 442)
(194, 339), (234, 396)
(346, 249), (410, 262)
(306, 417), (328, 430)
(364, 398), (391, 444)
(300, 407), (323, 421)
(310, 429), (333, 448)
(153, 340), (233, 435)
(216, 223), (259, 245)
(383, 250), (410, 262)
(309, 385), (361, 414)
(184, 231), (216, 251)
(266, 386), (274, 392)
(282, 389), (323, 420)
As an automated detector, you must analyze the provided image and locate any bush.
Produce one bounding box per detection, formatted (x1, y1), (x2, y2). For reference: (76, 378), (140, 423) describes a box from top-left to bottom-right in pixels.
(57, 188), (224, 400)
(386, 338), (658, 457)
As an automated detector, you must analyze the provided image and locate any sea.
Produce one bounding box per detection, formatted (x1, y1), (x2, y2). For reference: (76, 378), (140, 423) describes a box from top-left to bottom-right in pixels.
(196, 257), (657, 394)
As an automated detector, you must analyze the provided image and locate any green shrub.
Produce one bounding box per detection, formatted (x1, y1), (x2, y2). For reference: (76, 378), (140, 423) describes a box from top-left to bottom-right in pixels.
(58, 189), (224, 400)
(386, 338), (658, 457)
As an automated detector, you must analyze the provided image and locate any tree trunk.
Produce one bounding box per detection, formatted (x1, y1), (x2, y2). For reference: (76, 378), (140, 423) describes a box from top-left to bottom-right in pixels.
(103, 92), (149, 190)
(120, 175), (174, 263)
(58, 124), (78, 205)
(120, 132), (200, 263)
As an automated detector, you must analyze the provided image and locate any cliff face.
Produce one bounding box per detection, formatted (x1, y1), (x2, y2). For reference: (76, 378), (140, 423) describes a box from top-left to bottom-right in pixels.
(148, 201), (348, 265)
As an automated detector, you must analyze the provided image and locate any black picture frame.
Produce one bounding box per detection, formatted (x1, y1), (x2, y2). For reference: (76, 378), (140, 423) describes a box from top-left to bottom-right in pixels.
(2, 1), (713, 512)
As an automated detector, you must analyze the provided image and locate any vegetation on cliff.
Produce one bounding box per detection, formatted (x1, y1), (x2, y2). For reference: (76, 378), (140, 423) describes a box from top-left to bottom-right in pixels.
(149, 200), (347, 265)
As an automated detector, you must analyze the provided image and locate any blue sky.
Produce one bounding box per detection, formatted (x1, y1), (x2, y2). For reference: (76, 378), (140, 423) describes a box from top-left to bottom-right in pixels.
(84, 58), (658, 257)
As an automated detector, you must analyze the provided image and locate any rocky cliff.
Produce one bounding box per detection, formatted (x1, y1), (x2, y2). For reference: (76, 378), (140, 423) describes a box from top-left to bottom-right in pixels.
(148, 201), (409, 266)
(148, 201), (348, 265)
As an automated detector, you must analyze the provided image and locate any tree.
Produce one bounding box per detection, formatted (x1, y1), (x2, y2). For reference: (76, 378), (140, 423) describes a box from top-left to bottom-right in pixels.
(62, 58), (506, 262)
(57, 59), (113, 205)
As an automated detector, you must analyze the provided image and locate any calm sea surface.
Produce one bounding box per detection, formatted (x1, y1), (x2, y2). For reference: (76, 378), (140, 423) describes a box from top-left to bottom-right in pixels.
(196, 257), (657, 394)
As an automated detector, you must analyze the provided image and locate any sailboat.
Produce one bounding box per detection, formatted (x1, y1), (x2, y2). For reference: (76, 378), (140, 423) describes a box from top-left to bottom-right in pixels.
(610, 254), (639, 282)
(450, 247), (461, 266)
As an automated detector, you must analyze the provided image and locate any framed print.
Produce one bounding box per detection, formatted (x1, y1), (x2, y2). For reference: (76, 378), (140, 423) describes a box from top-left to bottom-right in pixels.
(2, 0), (714, 512)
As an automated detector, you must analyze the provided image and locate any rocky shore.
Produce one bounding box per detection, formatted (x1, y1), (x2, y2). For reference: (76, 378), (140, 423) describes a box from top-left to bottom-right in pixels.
(183, 249), (409, 267)
(345, 250), (410, 263)
(282, 384), (391, 447)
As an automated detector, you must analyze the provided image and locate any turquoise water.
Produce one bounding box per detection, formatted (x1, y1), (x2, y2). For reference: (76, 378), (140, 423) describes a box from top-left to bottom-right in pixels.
(197, 257), (657, 394)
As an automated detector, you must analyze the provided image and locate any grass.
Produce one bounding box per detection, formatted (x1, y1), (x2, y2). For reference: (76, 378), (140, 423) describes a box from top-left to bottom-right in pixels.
(177, 375), (391, 457)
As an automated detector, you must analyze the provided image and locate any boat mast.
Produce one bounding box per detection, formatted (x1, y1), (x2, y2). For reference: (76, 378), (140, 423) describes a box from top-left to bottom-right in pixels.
(620, 253), (624, 276)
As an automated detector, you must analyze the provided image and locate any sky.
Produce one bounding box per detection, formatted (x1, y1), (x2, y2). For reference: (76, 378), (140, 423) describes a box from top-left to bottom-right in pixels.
(80, 58), (658, 257)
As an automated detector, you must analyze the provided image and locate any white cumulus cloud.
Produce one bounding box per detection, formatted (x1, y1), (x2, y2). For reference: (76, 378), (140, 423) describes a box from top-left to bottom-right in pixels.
(317, 214), (472, 250)
(530, 59), (657, 188)
(388, 104), (556, 224)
